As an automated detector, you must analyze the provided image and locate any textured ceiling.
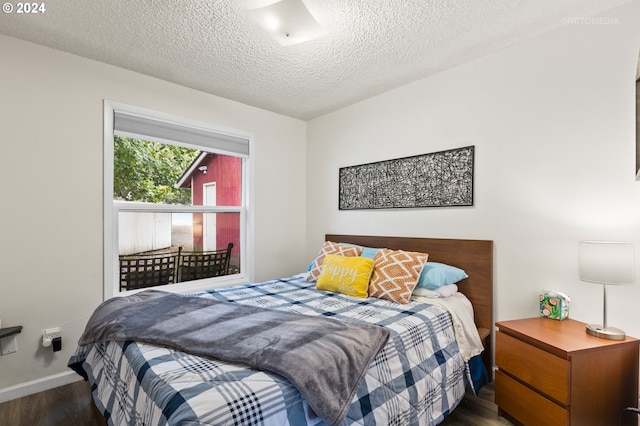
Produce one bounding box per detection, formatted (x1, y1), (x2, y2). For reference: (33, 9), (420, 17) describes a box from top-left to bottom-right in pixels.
(0, 0), (630, 120)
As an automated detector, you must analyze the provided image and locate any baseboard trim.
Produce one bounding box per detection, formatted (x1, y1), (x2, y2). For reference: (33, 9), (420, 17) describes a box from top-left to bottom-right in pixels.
(0, 370), (81, 404)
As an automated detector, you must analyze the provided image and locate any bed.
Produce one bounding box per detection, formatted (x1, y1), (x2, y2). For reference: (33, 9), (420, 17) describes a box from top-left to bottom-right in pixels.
(69, 234), (494, 426)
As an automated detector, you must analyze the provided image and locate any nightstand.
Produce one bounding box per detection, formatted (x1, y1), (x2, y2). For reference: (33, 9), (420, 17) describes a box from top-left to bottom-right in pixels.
(495, 317), (639, 426)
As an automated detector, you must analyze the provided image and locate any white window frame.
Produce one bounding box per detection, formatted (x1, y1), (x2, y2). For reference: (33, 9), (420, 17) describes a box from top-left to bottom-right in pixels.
(103, 100), (254, 300)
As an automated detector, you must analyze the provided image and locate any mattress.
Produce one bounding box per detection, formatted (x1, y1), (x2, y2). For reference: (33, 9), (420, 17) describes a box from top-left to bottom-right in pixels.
(70, 274), (476, 425)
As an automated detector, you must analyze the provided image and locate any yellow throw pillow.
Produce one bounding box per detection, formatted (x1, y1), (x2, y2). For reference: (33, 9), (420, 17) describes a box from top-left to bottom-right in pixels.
(307, 241), (363, 282)
(369, 249), (429, 304)
(316, 255), (374, 298)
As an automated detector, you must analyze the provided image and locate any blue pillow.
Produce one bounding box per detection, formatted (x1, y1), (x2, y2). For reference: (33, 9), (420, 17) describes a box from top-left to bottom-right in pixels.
(359, 246), (379, 259)
(416, 262), (468, 289)
(340, 243), (380, 259)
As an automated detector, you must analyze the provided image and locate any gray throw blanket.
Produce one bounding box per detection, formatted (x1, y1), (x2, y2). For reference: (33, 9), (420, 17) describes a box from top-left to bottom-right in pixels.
(72, 290), (390, 426)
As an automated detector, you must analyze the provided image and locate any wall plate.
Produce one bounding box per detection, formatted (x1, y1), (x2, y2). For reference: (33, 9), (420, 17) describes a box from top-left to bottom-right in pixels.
(0, 335), (17, 355)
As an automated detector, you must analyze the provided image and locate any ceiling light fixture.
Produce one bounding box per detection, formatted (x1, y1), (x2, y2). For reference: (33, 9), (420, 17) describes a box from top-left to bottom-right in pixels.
(248, 0), (326, 46)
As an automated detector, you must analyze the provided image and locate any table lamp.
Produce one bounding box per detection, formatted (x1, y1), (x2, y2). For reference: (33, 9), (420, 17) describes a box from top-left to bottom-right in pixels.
(578, 241), (635, 340)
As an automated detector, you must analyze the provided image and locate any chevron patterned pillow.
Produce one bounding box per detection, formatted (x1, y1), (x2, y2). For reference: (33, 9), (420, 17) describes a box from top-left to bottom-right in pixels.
(369, 249), (429, 303)
(306, 241), (363, 282)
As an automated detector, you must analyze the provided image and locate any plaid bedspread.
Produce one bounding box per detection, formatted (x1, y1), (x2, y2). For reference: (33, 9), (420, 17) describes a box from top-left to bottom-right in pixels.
(70, 274), (470, 425)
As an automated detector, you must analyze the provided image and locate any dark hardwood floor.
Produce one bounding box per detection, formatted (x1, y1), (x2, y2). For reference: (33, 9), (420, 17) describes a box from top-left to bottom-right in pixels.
(0, 380), (101, 426)
(441, 383), (513, 426)
(0, 379), (512, 425)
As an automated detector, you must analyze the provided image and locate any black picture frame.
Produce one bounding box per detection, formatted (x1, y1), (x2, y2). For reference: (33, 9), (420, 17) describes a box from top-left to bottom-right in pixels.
(339, 146), (474, 210)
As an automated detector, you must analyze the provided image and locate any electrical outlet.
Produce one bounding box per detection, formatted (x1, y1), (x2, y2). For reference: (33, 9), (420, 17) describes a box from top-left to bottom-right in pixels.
(44, 327), (62, 340)
(43, 327), (62, 348)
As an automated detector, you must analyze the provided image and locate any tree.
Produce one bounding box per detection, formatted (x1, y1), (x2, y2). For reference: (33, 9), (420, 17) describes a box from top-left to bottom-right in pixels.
(113, 136), (198, 205)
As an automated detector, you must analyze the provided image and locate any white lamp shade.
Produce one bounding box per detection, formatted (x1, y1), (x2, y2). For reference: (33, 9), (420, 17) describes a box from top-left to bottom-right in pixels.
(579, 241), (635, 285)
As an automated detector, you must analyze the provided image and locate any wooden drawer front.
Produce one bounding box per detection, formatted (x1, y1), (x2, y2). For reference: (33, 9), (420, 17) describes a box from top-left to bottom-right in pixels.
(496, 370), (568, 426)
(496, 331), (569, 405)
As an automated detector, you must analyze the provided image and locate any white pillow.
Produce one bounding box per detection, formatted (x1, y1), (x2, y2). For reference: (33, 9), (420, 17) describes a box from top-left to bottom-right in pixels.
(412, 284), (458, 298)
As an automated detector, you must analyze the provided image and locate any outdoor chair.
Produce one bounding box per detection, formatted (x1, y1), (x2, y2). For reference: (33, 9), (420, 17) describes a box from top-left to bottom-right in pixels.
(118, 252), (179, 291)
(178, 243), (233, 282)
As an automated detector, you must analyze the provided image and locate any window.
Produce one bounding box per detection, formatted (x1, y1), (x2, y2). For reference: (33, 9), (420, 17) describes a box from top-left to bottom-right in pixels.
(104, 101), (252, 299)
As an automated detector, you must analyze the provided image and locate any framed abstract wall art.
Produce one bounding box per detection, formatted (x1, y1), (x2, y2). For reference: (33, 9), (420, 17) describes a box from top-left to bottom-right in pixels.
(339, 146), (474, 210)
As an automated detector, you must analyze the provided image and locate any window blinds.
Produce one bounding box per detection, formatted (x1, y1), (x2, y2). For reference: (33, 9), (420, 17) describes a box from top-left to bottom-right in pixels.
(114, 111), (249, 157)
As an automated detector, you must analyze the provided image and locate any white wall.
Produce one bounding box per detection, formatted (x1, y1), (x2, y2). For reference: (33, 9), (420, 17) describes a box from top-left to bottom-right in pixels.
(307, 2), (640, 342)
(0, 35), (307, 392)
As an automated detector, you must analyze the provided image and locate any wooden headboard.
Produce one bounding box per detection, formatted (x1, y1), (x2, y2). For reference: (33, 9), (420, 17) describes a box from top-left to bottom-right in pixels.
(326, 234), (494, 375)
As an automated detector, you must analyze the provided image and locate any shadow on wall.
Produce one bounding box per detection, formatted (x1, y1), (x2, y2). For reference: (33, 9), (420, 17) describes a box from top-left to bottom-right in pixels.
(636, 49), (640, 180)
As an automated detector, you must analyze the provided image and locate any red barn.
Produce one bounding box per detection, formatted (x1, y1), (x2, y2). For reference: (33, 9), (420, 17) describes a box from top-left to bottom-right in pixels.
(176, 152), (241, 270)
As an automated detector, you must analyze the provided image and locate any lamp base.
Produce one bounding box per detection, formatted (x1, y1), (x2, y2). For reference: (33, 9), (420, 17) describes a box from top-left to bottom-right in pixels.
(586, 324), (626, 340)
